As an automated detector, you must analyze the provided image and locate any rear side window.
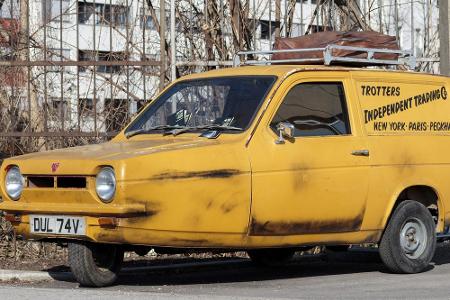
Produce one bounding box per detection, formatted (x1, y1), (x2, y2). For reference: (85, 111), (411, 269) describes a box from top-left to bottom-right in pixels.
(271, 82), (351, 137)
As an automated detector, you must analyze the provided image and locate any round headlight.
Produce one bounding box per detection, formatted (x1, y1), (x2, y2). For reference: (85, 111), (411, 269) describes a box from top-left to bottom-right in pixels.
(5, 166), (24, 200)
(96, 167), (116, 203)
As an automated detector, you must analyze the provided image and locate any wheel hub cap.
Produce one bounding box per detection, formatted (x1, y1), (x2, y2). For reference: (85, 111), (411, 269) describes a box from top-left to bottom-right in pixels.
(400, 218), (427, 259)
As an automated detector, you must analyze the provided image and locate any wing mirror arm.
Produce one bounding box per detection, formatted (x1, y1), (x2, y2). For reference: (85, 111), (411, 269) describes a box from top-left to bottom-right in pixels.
(275, 122), (295, 144)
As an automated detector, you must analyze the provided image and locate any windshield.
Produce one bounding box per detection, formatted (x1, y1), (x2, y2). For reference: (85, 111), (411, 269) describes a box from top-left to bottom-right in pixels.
(125, 76), (276, 135)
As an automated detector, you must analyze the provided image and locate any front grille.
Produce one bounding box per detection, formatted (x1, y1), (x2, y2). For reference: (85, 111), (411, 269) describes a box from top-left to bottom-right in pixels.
(28, 176), (54, 188)
(26, 176), (87, 189)
(57, 177), (86, 188)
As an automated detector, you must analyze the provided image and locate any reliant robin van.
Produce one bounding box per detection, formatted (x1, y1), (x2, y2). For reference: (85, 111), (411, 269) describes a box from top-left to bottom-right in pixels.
(1, 46), (449, 287)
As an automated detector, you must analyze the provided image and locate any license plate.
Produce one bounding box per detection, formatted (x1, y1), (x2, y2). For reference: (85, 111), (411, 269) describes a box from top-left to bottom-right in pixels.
(30, 215), (86, 236)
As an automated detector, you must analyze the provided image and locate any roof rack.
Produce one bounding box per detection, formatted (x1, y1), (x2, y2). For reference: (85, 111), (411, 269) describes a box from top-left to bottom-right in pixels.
(233, 44), (416, 69)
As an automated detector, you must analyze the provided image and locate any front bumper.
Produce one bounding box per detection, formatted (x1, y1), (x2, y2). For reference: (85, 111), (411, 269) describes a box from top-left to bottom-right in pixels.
(0, 201), (147, 217)
(5, 214), (246, 248)
(0, 186), (149, 244)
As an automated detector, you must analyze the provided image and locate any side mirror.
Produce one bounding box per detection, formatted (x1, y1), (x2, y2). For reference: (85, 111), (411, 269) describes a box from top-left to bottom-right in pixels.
(275, 122), (295, 144)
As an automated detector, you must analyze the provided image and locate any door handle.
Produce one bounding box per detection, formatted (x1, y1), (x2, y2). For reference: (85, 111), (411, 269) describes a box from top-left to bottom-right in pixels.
(351, 149), (369, 157)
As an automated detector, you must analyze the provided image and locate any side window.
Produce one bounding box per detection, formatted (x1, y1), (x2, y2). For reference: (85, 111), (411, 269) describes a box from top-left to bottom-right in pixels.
(271, 82), (351, 137)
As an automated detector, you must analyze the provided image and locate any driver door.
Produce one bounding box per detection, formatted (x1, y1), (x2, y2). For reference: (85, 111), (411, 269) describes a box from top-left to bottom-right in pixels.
(248, 73), (370, 236)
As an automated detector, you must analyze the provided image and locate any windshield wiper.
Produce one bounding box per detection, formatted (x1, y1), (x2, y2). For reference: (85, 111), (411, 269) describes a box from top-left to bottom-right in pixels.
(196, 124), (243, 131)
(125, 125), (186, 138)
(170, 124), (243, 136)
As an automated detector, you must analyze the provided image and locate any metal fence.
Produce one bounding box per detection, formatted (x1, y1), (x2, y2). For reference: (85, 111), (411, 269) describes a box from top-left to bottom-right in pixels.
(0, 0), (441, 156)
(0, 0), (169, 155)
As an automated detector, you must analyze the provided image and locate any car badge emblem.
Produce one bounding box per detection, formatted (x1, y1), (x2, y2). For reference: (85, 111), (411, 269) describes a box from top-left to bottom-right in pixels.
(51, 162), (60, 173)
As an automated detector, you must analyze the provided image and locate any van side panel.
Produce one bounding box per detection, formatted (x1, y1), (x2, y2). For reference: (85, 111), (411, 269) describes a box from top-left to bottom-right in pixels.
(352, 71), (450, 232)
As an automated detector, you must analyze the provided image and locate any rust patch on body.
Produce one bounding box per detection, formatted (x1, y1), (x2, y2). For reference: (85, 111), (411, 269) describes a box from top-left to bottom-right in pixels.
(124, 198), (161, 217)
(206, 199), (214, 209)
(168, 238), (211, 246)
(361, 231), (382, 244)
(119, 199), (160, 227)
(249, 211), (365, 236)
(220, 202), (239, 214)
(288, 163), (312, 191)
(151, 169), (243, 181)
(123, 213), (158, 226)
(95, 228), (126, 244)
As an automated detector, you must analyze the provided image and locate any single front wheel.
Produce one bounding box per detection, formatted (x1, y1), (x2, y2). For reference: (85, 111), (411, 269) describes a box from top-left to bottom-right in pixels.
(68, 242), (124, 287)
(379, 200), (436, 274)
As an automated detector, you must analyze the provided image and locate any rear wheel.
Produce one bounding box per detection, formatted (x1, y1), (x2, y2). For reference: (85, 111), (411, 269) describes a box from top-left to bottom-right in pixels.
(379, 200), (436, 274)
(68, 242), (124, 287)
(247, 248), (296, 267)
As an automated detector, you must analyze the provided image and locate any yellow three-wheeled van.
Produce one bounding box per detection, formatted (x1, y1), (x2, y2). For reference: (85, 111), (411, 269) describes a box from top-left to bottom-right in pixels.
(1, 46), (449, 286)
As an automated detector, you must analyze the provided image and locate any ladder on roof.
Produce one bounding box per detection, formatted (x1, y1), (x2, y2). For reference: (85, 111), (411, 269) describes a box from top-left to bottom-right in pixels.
(233, 44), (416, 70)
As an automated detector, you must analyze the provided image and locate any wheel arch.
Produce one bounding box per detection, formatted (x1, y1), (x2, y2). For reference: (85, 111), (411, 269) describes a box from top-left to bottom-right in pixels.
(382, 185), (444, 233)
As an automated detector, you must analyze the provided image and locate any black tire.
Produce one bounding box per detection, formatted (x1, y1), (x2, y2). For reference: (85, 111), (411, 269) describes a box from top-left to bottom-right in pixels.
(68, 242), (124, 287)
(247, 248), (296, 267)
(379, 200), (436, 274)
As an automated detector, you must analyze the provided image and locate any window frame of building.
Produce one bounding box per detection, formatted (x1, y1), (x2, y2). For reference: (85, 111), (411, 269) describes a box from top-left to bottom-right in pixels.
(140, 8), (156, 30)
(139, 8), (182, 32)
(97, 51), (127, 73)
(308, 24), (333, 33)
(78, 98), (95, 119)
(47, 48), (70, 72)
(136, 100), (147, 113)
(78, 50), (126, 74)
(78, 2), (129, 27)
(48, 97), (70, 122)
(78, 1), (94, 24)
(43, 0), (71, 23)
(102, 4), (129, 27)
(141, 53), (160, 75)
(0, 0), (19, 19)
(78, 50), (94, 72)
(290, 23), (303, 37)
(259, 20), (280, 40)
